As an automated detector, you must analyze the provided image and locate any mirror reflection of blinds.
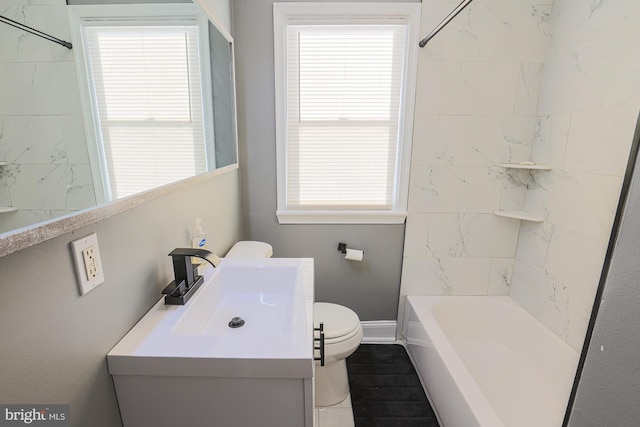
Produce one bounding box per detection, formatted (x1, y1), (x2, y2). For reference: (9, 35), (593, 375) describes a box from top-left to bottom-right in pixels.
(286, 25), (406, 210)
(84, 25), (207, 200)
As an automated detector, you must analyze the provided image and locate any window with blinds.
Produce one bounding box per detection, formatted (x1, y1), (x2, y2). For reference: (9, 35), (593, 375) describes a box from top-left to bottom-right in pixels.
(274, 4), (420, 224)
(287, 25), (404, 210)
(70, 5), (212, 202)
(85, 25), (207, 200)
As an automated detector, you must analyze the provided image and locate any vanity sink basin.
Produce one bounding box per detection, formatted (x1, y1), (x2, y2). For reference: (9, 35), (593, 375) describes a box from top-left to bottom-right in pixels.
(107, 258), (314, 379)
(173, 262), (308, 354)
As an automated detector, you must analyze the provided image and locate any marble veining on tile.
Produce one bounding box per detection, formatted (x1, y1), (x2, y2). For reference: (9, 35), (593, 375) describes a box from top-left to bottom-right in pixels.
(488, 258), (514, 295)
(0, 2), (95, 233)
(400, 0), (639, 353)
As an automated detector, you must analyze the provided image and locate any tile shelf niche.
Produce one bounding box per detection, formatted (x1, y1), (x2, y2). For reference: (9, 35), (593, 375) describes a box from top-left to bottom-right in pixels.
(493, 210), (544, 222)
(493, 162), (551, 222)
(0, 161), (17, 213)
(500, 162), (552, 170)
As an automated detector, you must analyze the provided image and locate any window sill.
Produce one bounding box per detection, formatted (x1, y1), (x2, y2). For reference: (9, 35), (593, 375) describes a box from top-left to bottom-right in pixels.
(276, 210), (407, 225)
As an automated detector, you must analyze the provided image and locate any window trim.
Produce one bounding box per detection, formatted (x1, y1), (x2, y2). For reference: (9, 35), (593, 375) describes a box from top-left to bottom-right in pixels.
(273, 2), (420, 225)
(68, 4), (215, 203)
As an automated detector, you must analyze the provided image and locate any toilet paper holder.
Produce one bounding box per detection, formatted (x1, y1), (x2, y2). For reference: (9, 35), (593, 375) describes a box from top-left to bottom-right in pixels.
(338, 242), (363, 254)
(338, 242), (365, 261)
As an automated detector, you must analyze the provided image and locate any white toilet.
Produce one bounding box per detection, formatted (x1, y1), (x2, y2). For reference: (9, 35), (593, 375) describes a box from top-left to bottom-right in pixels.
(313, 302), (363, 407)
(224, 241), (363, 407)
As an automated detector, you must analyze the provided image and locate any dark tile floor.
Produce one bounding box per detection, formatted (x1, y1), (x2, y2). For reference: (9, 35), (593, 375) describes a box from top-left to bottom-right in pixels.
(346, 344), (440, 427)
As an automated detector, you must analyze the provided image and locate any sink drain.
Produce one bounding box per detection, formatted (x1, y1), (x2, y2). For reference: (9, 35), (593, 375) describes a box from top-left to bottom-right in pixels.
(228, 316), (245, 328)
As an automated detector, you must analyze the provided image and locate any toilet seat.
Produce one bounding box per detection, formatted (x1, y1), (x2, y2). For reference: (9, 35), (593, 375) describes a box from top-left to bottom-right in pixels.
(314, 302), (361, 343)
(324, 325), (362, 345)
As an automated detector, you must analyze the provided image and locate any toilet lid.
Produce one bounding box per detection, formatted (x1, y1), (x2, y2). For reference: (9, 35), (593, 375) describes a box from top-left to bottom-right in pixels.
(314, 302), (360, 339)
(225, 241), (273, 258)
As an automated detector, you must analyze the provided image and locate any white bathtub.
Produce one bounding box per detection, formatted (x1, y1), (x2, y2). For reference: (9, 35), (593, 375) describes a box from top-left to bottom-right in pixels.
(403, 296), (579, 427)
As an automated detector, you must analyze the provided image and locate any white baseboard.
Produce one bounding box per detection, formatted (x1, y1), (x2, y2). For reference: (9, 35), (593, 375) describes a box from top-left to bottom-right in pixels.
(360, 321), (398, 344)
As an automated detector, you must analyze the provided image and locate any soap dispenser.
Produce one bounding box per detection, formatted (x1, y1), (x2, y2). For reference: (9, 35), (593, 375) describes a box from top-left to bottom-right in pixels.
(191, 219), (208, 265)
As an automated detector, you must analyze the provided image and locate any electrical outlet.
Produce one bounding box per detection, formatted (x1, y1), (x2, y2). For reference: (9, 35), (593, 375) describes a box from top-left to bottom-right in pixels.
(70, 233), (105, 295)
(82, 246), (98, 280)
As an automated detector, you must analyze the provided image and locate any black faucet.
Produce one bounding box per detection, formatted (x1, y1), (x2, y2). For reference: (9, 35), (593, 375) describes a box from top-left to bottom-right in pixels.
(162, 248), (221, 305)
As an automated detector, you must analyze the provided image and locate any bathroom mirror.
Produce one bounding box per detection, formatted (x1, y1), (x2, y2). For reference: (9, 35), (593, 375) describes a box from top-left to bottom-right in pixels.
(0, 1), (237, 255)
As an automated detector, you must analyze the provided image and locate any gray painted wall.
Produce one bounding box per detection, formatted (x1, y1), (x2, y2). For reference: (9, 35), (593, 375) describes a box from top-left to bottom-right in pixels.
(232, 0), (416, 321)
(567, 153), (640, 424)
(0, 170), (243, 427)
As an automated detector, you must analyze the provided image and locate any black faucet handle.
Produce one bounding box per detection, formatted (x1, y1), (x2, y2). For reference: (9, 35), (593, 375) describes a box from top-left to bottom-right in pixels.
(162, 279), (187, 297)
(168, 248), (221, 289)
(163, 248), (220, 306)
(169, 248), (221, 267)
(169, 248), (212, 258)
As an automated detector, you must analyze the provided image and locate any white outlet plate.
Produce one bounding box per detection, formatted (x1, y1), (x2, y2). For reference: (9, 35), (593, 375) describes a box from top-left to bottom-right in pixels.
(70, 233), (105, 295)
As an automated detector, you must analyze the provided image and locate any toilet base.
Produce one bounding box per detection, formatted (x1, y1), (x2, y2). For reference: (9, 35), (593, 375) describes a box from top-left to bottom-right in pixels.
(315, 359), (350, 407)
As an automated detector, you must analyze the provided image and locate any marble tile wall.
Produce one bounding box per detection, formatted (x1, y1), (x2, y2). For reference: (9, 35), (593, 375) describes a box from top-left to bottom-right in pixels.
(510, 0), (640, 351)
(399, 0), (553, 327)
(401, 0), (640, 352)
(0, 0), (95, 233)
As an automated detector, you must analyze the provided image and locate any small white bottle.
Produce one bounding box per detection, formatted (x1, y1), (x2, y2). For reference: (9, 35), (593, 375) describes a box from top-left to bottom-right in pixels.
(191, 218), (208, 265)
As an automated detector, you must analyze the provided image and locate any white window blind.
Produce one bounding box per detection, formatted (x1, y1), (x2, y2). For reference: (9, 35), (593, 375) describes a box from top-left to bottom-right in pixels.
(285, 24), (407, 210)
(84, 24), (207, 200)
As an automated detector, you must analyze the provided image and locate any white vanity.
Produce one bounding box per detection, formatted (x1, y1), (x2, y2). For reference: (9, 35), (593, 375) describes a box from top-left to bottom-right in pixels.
(107, 258), (315, 427)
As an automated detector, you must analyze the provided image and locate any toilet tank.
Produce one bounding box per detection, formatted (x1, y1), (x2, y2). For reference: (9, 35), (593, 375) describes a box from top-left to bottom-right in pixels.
(225, 241), (273, 258)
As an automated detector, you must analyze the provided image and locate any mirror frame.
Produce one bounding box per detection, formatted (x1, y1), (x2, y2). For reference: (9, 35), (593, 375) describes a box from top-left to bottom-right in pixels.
(0, 165), (237, 257)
